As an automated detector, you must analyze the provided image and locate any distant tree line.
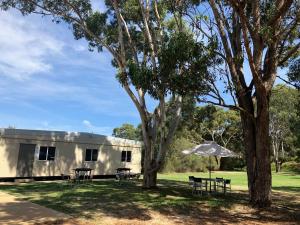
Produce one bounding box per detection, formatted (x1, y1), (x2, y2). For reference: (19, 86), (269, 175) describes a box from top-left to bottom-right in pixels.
(113, 84), (300, 173)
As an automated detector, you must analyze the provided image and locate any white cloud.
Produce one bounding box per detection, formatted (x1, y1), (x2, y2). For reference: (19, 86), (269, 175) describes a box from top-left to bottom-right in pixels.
(73, 44), (86, 52)
(0, 9), (140, 134)
(82, 120), (92, 128)
(0, 77), (118, 111)
(41, 121), (49, 128)
(0, 11), (64, 80)
(82, 119), (112, 135)
(0, 10), (135, 117)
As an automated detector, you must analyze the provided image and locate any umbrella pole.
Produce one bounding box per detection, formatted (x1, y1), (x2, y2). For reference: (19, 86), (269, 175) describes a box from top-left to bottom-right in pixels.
(209, 156), (212, 192)
(209, 156), (211, 179)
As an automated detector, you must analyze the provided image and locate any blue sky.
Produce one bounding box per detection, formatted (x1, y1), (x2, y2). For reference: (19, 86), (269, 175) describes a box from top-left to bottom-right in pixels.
(0, 7), (143, 136)
(0, 3), (289, 136)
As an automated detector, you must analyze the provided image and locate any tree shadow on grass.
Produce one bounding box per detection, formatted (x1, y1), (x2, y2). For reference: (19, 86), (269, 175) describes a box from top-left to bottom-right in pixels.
(0, 181), (152, 221)
(0, 179), (299, 224)
(155, 179), (300, 224)
(272, 186), (300, 193)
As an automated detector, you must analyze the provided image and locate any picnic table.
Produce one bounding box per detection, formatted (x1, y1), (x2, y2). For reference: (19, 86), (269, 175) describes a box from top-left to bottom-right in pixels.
(190, 176), (231, 194)
(200, 177), (219, 192)
(115, 168), (141, 183)
(72, 167), (93, 183)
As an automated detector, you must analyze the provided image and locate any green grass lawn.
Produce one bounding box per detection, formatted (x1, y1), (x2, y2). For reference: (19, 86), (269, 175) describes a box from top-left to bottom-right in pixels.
(159, 171), (248, 187)
(0, 171), (299, 224)
(159, 171), (300, 193)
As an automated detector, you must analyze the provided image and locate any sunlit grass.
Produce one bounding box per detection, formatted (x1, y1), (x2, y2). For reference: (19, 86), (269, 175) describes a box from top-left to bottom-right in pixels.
(0, 171), (298, 221)
(158, 171), (300, 191)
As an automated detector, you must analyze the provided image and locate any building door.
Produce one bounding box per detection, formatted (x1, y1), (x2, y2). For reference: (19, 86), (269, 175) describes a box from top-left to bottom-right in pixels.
(16, 144), (36, 177)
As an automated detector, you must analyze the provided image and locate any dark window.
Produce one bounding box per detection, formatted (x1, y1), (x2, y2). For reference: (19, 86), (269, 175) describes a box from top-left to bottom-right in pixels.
(126, 151), (132, 162)
(47, 147), (56, 161)
(121, 151), (132, 162)
(39, 146), (47, 160)
(39, 146), (56, 161)
(85, 149), (98, 161)
(121, 151), (126, 162)
(92, 149), (98, 161)
(85, 149), (92, 161)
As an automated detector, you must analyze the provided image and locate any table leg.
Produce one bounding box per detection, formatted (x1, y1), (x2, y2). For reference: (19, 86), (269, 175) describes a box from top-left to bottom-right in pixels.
(75, 171), (79, 184)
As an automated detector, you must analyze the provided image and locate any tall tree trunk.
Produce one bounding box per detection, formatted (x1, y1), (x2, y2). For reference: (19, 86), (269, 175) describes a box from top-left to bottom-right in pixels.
(272, 138), (280, 173)
(141, 96), (182, 189)
(275, 143), (280, 173)
(143, 159), (158, 188)
(140, 125), (158, 188)
(241, 93), (272, 207)
(275, 160), (279, 173)
(254, 95), (272, 207)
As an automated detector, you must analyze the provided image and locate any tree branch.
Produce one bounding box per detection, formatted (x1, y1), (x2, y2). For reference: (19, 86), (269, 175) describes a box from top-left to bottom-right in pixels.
(198, 98), (255, 121)
(138, 0), (157, 73)
(279, 42), (300, 66)
(234, 3), (263, 88)
(268, 0), (294, 27)
(276, 75), (299, 88)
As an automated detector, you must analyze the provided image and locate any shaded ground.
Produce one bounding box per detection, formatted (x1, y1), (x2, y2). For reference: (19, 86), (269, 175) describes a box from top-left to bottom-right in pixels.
(0, 191), (70, 225)
(0, 172), (299, 225)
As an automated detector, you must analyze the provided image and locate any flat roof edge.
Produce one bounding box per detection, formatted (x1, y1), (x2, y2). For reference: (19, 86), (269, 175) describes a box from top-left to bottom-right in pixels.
(0, 128), (143, 146)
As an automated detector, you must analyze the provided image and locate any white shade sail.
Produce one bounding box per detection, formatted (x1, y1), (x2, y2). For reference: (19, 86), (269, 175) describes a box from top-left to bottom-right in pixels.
(182, 141), (238, 158)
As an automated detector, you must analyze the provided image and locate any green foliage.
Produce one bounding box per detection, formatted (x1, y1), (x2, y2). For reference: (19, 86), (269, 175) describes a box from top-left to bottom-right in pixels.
(162, 90), (300, 173)
(281, 161), (300, 173)
(270, 84), (300, 161)
(112, 123), (142, 141)
(180, 105), (243, 154)
(220, 158), (245, 171)
(287, 59), (300, 89)
(158, 32), (219, 97)
(125, 31), (219, 99)
(162, 134), (218, 173)
(296, 149), (300, 162)
(161, 105), (244, 173)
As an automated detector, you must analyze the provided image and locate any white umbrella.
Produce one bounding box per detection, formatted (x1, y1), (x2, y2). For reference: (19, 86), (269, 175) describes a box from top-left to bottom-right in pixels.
(182, 141), (238, 179)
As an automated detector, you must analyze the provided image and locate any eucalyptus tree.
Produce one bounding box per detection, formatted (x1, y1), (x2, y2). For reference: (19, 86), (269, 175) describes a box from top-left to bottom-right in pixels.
(200, 107), (241, 147)
(287, 58), (300, 89)
(112, 123), (141, 141)
(0, 0), (217, 187)
(183, 0), (300, 206)
(270, 85), (299, 172)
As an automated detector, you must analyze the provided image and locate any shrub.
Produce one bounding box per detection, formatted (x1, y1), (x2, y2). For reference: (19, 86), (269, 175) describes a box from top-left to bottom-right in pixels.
(271, 162), (276, 172)
(281, 161), (300, 173)
(220, 157), (245, 171)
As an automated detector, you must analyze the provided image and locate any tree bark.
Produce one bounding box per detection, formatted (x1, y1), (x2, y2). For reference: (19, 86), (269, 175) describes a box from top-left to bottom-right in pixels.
(142, 134), (158, 188)
(275, 160), (279, 173)
(241, 93), (272, 207)
(143, 159), (158, 188)
(140, 96), (182, 189)
(143, 170), (157, 188)
(207, 0), (299, 208)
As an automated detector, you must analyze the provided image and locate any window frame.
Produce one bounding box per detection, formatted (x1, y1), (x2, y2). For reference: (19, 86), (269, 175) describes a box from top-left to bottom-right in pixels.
(38, 146), (56, 161)
(121, 150), (132, 163)
(85, 149), (98, 162)
(121, 150), (127, 162)
(126, 151), (132, 162)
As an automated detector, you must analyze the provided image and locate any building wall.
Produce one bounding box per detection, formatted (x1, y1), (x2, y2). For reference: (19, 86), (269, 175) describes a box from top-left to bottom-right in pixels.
(0, 129), (142, 178)
(0, 138), (20, 177)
